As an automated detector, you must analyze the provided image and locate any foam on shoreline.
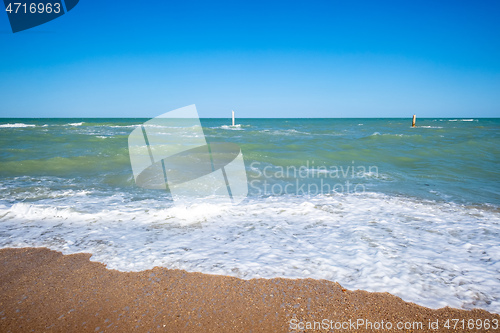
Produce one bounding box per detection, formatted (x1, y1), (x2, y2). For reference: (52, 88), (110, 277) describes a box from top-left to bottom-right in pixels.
(1, 193), (499, 313)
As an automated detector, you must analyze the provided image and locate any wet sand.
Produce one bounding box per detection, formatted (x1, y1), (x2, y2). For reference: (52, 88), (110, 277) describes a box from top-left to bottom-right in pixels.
(0, 247), (498, 332)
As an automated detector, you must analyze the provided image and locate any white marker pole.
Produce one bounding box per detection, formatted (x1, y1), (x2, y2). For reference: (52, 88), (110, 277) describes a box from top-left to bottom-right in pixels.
(232, 110), (235, 126)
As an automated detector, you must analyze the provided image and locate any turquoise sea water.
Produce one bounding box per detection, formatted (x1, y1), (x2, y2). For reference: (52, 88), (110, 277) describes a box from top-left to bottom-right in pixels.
(0, 118), (498, 206)
(0, 118), (499, 312)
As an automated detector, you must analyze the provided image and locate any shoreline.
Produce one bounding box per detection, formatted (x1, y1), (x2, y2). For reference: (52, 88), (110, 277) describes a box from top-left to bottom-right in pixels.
(1, 247), (499, 332)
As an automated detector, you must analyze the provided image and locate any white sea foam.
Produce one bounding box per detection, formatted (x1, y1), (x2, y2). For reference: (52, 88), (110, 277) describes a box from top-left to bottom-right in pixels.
(220, 124), (243, 130)
(0, 123), (36, 128)
(0, 193), (499, 313)
(1, 188), (91, 201)
(67, 122), (84, 126)
(262, 129), (311, 135)
(369, 132), (408, 137)
(105, 125), (140, 128)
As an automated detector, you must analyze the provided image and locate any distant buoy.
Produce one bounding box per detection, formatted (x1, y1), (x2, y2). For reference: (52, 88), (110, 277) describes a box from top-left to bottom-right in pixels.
(232, 110), (235, 126)
(412, 114), (416, 127)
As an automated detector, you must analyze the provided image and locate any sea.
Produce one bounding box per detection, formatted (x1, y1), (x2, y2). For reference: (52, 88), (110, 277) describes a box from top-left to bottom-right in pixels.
(0, 118), (499, 313)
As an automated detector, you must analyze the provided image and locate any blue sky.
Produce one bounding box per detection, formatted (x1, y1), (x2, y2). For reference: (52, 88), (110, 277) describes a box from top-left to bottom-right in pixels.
(0, 0), (499, 118)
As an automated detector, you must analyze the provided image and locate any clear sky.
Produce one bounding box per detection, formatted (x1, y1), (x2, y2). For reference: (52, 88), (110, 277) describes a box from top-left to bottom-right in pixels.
(1, 0), (499, 118)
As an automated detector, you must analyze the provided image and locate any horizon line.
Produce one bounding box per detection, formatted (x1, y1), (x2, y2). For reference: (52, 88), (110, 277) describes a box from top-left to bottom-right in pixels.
(0, 117), (498, 119)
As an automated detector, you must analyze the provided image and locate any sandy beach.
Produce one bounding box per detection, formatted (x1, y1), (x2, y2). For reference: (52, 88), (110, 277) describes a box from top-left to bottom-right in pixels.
(0, 247), (498, 332)
(2, 0), (500, 331)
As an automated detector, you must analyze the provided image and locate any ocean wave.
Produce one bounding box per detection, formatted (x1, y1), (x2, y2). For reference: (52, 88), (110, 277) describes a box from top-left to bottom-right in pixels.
(262, 129), (311, 135)
(0, 193), (499, 313)
(0, 123), (36, 128)
(106, 124), (141, 128)
(368, 132), (407, 137)
(220, 124), (243, 130)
